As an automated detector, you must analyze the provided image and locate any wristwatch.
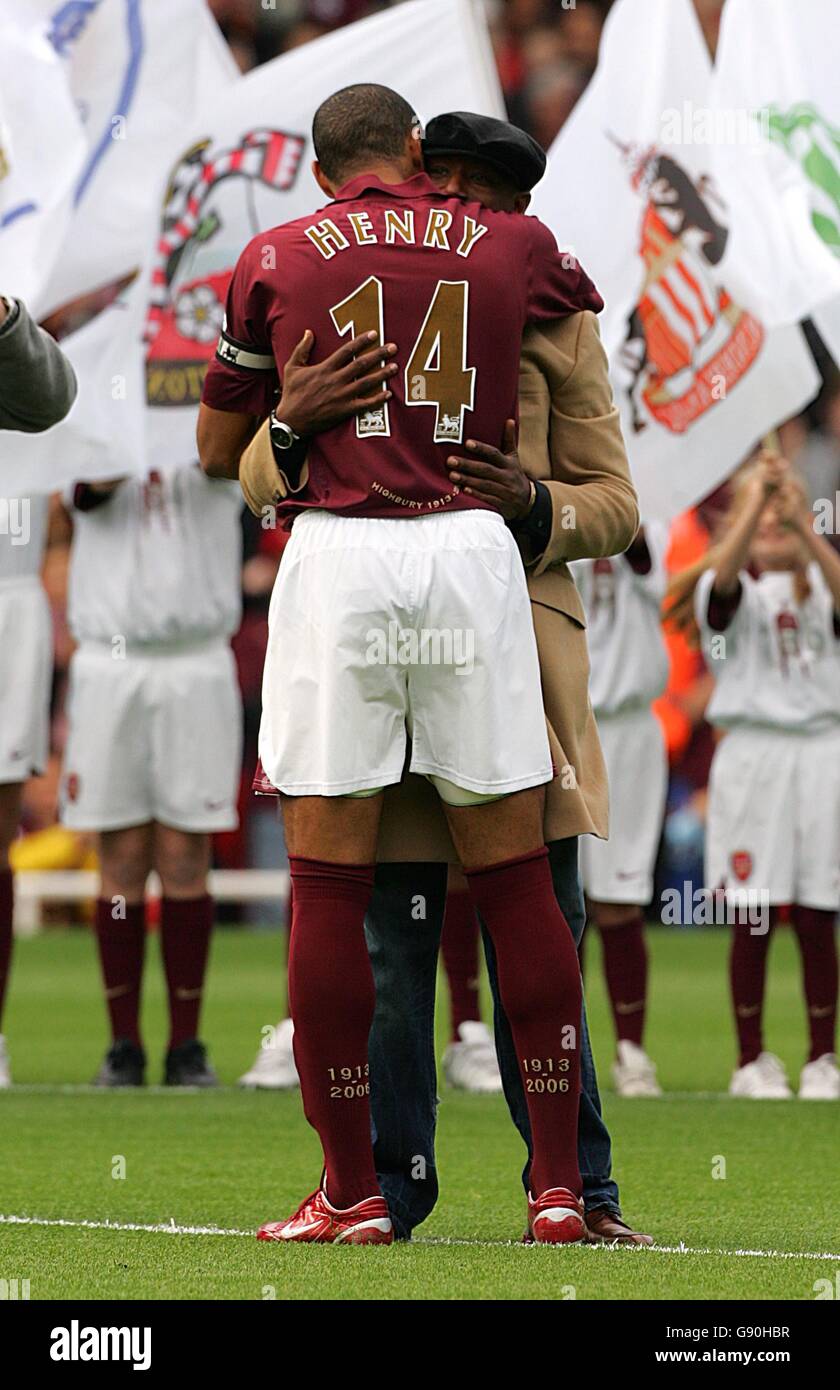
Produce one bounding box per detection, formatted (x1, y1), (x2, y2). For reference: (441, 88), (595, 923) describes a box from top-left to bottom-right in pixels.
(269, 415), (301, 451)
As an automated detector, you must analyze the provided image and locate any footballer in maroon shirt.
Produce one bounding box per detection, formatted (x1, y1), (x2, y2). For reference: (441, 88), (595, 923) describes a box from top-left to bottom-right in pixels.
(198, 83), (600, 1248)
(203, 175), (600, 523)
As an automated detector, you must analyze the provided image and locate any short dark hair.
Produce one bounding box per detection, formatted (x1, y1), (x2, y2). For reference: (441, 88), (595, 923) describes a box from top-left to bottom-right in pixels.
(312, 84), (417, 184)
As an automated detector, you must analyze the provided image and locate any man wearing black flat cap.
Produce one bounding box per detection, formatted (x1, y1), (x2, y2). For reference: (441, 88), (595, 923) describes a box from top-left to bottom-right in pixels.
(421, 110), (548, 199)
(236, 108), (648, 1245)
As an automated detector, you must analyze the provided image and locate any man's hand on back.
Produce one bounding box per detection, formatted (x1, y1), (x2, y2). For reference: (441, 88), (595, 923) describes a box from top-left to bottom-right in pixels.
(446, 420), (533, 521)
(278, 329), (399, 436)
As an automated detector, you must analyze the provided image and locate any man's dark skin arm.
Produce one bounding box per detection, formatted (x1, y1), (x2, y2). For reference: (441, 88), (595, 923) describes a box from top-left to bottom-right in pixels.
(198, 329), (399, 478)
(197, 405), (260, 480)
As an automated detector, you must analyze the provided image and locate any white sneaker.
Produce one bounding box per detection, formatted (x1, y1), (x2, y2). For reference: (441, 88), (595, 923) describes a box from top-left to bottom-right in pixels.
(238, 1019), (299, 1090)
(799, 1053), (840, 1100)
(612, 1040), (662, 1097)
(442, 1021), (503, 1093)
(729, 1051), (792, 1099)
(0, 1035), (11, 1089)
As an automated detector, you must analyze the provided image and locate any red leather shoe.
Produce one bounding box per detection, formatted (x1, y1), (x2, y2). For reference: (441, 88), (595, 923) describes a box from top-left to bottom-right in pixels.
(527, 1188), (586, 1244)
(257, 1188), (393, 1245)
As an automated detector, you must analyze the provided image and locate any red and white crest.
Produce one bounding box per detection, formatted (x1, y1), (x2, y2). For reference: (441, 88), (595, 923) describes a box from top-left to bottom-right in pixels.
(144, 129), (305, 409)
(614, 142), (763, 436)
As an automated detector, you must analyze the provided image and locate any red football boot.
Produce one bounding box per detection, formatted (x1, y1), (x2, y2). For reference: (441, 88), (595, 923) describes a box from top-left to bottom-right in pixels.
(257, 1188), (393, 1245)
(527, 1188), (585, 1245)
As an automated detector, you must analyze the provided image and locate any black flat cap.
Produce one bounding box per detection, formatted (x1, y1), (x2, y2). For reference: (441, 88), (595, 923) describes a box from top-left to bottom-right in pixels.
(423, 112), (547, 192)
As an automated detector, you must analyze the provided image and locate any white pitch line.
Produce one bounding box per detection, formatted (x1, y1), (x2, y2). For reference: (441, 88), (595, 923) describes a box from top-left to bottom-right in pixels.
(1, 1213), (838, 1262)
(421, 1238), (840, 1261)
(420, 1239), (840, 1260)
(0, 1214), (250, 1238)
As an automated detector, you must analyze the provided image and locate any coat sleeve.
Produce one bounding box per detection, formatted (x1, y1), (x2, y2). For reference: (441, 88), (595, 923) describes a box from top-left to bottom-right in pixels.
(238, 415), (310, 517)
(518, 310), (639, 574)
(0, 299), (77, 432)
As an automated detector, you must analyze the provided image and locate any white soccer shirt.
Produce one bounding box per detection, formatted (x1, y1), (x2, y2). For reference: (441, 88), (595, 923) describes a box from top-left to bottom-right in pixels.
(571, 524), (669, 716)
(696, 563), (840, 734)
(68, 467), (242, 645)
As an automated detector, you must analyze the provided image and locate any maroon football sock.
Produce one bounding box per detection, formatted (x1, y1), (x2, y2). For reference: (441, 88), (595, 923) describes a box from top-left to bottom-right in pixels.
(441, 887), (482, 1038)
(287, 856), (379, 1210)
(465, 848), (582, 1199)
(94, 898), (146, 1046)
(0, 869), (13, 1027)
(730, 908), (778, 1068)
(598, 914), (648, 1046)
(160, 895), (214, 1049)
(791, 906), (838, 1062)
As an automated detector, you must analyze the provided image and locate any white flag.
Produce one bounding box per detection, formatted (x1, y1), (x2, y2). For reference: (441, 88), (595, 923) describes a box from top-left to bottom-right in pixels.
(0, 10), (86, 306)
(531, 0), (820, 523)
(711, 0), (840, 364)
(19, 0), (239, 319)
(2, 0), (504, 491)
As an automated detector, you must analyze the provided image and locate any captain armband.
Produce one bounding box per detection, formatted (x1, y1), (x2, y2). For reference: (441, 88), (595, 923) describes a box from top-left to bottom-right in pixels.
(215, 318), (275, 372)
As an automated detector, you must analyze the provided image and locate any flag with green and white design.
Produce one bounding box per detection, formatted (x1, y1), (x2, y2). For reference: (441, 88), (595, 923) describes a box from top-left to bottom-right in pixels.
(766, 103), (840, 256)
(710, 0), (840, 364)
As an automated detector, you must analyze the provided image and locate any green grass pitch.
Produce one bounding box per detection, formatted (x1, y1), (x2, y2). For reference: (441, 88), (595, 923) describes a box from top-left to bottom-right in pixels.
(0, 924), (838, 1301)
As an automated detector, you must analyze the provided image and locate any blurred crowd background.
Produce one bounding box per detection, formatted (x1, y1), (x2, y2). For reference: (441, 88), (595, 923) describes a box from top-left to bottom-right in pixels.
(17, 0), (840, 921)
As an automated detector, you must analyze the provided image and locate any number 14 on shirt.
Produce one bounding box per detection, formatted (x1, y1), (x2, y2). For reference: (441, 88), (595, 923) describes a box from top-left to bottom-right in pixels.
(330, 274), (475, 445)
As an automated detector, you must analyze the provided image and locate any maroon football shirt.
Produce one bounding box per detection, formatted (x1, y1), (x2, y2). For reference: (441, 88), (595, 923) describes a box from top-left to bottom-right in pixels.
(202, 171), (602, 520)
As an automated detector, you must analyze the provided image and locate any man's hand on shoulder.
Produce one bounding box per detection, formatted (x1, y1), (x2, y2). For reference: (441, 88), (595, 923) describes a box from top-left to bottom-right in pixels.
(446, 420), (533, 522)
(278, 329), (399, 437)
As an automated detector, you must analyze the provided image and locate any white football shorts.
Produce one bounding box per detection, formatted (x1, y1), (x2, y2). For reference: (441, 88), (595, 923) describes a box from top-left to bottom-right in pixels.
(580, 706), (668, 904)
(0, 578), (52, 785)
(258, 508), (553, 797)
(61, 637), (242, 833)
(705, 725), (840, 911)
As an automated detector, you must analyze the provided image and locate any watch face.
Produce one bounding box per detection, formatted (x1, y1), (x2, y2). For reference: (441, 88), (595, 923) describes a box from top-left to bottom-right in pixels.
(271, 420), (294, 449)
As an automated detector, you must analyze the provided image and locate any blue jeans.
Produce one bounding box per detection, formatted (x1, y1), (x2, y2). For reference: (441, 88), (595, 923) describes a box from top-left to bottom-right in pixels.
(366, 839), (621, 1239)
